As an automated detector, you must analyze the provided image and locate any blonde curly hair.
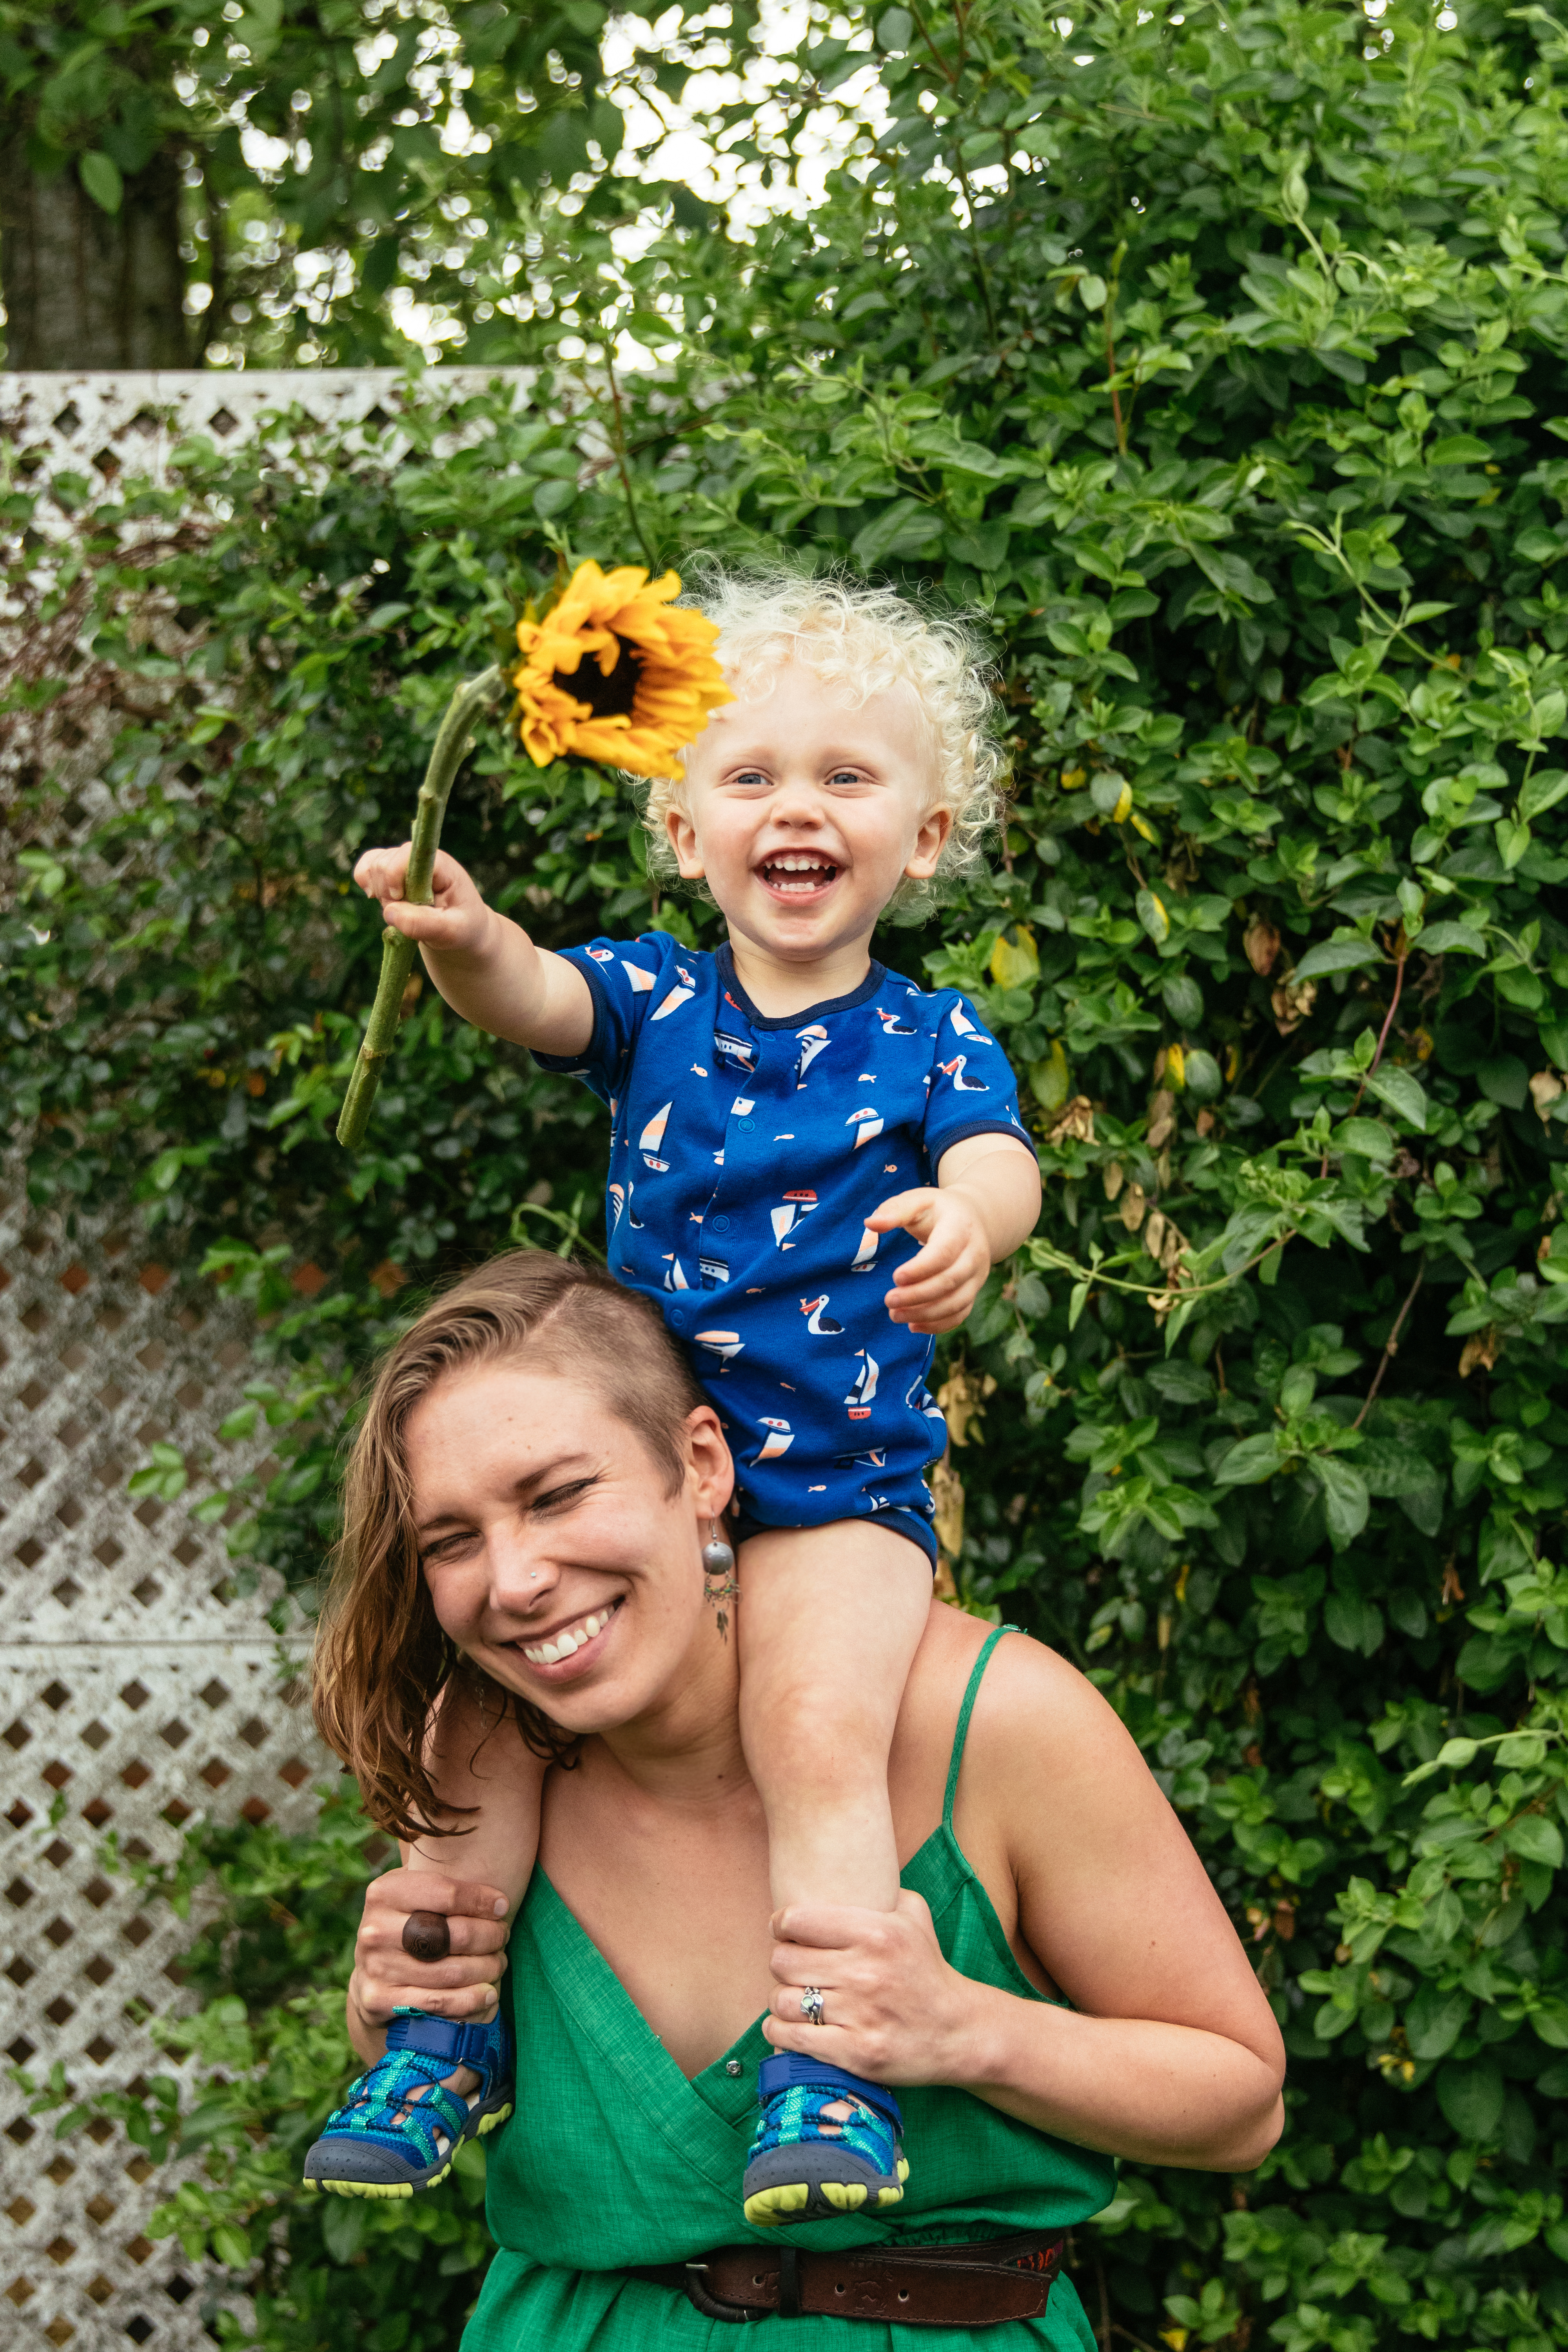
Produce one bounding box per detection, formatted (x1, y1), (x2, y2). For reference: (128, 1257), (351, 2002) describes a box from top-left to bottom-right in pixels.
(637, 563), (1008, 911)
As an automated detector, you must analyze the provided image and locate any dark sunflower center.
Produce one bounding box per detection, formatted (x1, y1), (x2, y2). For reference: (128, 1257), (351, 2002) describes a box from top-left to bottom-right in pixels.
(556, 637), (642, 721)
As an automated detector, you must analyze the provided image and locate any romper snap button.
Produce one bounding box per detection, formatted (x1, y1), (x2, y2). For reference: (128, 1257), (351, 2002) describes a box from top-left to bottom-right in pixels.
(711, 1215), (731, 1234)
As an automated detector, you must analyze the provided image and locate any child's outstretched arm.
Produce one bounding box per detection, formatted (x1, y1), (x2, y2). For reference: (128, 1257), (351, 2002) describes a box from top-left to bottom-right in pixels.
(354, 840), (593, 1056)
(868, 1136), (1041, 1335)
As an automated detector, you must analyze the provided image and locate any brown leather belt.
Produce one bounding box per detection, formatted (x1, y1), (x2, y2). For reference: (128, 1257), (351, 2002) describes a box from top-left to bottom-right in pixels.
(629, 2229), (1066, 2326)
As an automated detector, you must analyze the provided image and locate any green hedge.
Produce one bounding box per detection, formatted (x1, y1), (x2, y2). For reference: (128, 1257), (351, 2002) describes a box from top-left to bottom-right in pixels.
(7, 2), (1568, 2347)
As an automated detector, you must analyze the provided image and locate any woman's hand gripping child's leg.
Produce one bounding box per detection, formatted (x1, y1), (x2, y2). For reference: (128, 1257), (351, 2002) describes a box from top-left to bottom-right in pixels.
(735, 1523), (932, 2227)
(304, 1681), (548, 2200)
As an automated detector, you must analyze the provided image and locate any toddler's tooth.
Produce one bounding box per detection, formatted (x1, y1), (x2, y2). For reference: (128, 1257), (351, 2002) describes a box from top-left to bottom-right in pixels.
(558, 1630), (580, 1655)
(537, 1642), (561, 1664)
(584, 1614), (601, 1637)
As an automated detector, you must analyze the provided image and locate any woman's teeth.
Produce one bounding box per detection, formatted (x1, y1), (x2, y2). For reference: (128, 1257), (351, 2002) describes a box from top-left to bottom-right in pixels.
(762, 856), (837, 893)
(523, 1603), (618, 1666)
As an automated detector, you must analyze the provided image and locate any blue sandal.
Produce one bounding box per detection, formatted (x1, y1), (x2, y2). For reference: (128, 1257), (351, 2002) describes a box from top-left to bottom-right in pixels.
(302, 2009), (514, 2199)
(742, 2052), (909, 2227)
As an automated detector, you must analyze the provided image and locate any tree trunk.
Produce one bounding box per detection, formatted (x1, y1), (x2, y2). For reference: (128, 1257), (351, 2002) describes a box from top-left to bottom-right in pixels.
(0, 145), (190, 370)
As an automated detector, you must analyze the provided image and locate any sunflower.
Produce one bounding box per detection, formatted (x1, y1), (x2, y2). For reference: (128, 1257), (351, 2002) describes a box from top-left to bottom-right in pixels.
(512, 561), (733, 775)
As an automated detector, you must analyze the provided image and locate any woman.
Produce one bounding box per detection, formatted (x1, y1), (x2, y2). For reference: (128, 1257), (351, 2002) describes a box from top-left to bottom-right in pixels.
(315, 1251), (1284, 2345)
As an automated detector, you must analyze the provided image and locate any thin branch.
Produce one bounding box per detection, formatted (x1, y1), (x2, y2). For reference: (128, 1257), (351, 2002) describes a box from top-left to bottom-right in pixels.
(602, 355), (657, 572)
(1349, 946), (1409, 1114)
(1352, 1256), (1425, 1430)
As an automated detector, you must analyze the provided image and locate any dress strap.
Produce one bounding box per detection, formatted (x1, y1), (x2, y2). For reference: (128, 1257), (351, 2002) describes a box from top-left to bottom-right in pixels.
(942, 1624), (1019, 1831)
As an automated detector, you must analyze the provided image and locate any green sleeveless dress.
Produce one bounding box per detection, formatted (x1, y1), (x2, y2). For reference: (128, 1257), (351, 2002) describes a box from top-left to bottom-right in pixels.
(464, 1628), (1117, 2348)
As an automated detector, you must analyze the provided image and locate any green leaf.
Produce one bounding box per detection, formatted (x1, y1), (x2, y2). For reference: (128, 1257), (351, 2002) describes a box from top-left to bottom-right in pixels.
(1519, 768), (1568, 822)
(851, 498), (944, 569)
(1291, 936), (1384, 983)
(1417, 920), (1487, 956)
(1214, 1434), (1282, 1485)
(1363, 1066), (1427, 1130)
(1503, 1813), (1564, 1867)
(80, 151), (123, 214)
(1316, 1457), (1370, 1549)
(1436, 2059), (1504, 2142)
(1429, 434), (1492, 466)
(1404, 1984), (1470, 2062)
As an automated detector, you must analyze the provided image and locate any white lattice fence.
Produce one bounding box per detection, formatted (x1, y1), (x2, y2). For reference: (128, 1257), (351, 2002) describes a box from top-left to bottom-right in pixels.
(0, 366), (539, 512)
(0, 370), (510, 2352)
(0, 1175), (330, 2352)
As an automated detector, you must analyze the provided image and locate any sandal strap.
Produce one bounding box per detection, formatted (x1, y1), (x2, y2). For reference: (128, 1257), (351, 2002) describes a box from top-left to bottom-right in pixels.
(327, 2046), (474, 2163)
(758, 2052), (903, 2136)
(386, 2007), (508, 2096)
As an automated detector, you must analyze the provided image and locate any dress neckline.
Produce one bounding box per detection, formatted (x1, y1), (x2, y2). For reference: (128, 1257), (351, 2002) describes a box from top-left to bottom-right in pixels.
(528, 1627), (1052, 2095)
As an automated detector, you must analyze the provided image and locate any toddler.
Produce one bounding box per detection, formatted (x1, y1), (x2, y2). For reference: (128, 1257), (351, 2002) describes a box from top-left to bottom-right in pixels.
(305, 570), (1041, 2224)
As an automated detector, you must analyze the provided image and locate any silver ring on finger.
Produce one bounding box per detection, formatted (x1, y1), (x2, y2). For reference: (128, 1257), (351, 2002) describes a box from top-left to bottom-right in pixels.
(800, 1985), (826, 2028)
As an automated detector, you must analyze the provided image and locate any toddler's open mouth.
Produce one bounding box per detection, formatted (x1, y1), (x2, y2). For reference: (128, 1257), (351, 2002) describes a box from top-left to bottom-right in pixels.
(757, 854), (840, 898)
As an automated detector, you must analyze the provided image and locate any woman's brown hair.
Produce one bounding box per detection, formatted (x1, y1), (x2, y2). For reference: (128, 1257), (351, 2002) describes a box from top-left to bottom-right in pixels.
(312, 1249), (708, 1839)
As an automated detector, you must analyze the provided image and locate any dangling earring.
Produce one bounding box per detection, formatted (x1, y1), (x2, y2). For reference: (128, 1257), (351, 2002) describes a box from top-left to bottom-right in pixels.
(702, 1519), (738, 1641)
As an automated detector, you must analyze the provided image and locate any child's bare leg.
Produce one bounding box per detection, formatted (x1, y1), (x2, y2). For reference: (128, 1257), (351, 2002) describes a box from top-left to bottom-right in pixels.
(737, 1521), (929, 2223)
(736, 1522), (930, 1916)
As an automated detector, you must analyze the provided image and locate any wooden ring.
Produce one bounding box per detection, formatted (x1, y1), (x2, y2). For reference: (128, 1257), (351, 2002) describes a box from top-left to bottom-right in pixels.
(401, 1910), (452, 1963)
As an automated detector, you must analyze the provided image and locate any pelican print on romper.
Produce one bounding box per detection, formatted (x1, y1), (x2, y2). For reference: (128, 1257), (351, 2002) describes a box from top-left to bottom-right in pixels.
(771, 1189), (818, 1244)
(640, 1103), (672, 1170)
(793, 1024), (830, 1088)
(695, 1329), (744, 1362)
(846, 1350), (879, 1419)
(845, 1105), (885, 1149)
(799, 1295), (844, 1336)
(755, 1416), (794, 1461)
(849, 1225), (879, 1272)
(875, 1006), (918, 1036)
(937, 1054), (989, 1091)
(652, 965), (697, 1021)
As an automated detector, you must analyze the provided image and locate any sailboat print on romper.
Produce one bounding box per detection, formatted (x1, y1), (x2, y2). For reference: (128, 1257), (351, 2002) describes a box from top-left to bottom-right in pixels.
(799, 1295), (844, 1336)
(846, 1105), (884, 1149)
(846, 1350), (879, 1420)
(949, 1005), (979, 1038)
(755, 1416), (794, 1460)
(793, 1024), (829, 1088)
(640, 1103), (672, 1170)
(694, 1329), (744, 1362)
(771, 1190), (817, 1244)
(699, 1252), (730, 1289)
(652, 966), (697, 1021)
(849, 1225), (879, 1272)
(663, 1258), (690, 1291)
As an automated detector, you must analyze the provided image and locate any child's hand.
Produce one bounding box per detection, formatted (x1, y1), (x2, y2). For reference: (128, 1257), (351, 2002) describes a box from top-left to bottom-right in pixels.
(867, 1185), (991, 1335)
(353, 841), (495, 960)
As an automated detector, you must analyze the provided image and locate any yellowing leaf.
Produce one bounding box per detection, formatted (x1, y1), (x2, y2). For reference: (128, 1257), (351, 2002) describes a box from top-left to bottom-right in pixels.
(1165, 1042), (1187, 1091)
(1111, 783), (1133, 823)
(989, 926), (1040, 989)
(1029, 1039), (1071, 1113)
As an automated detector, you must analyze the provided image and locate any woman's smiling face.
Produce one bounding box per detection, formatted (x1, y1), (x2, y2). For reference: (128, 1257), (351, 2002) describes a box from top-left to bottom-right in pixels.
(406, 1360), (735, 1735)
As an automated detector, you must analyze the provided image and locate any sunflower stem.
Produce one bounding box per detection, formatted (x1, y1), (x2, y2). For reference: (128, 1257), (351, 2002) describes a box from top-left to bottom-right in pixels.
(336, 665), (506, 1151)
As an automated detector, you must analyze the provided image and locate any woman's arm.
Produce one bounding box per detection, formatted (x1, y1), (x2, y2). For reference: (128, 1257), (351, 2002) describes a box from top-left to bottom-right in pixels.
(764, 1635), (1284, 2171)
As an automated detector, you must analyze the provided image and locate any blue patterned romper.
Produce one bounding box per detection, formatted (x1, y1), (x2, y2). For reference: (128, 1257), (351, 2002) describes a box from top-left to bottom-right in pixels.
(534, 935), (1032, 1564)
